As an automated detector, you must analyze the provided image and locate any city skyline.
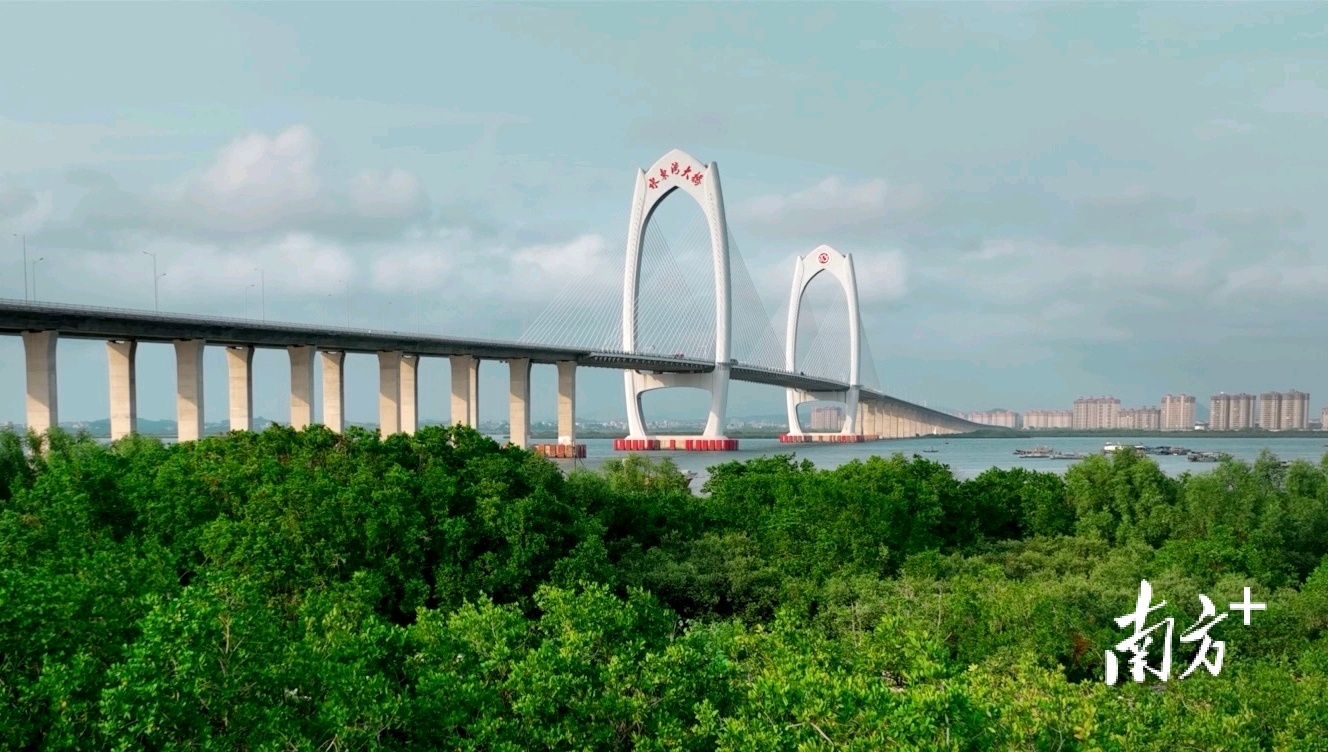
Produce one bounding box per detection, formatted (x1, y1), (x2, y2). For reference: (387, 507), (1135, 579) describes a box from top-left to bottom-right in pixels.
(2, 4), (1327, 425)
(969, 388), (1320, 430)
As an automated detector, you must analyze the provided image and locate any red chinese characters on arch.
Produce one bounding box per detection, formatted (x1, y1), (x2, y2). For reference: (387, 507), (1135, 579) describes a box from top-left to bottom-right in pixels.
(647, 160), (705, 189)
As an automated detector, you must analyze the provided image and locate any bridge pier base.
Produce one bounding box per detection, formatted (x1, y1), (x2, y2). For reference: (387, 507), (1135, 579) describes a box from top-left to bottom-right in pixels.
(174, 339), (205, 442)
(320, 350), (345, 433)
(533, 360), (588, 459)
(23, 330), (58, 437)
(107, 340), (137, 440)
(613, 436), (739, 451)
(288, 346), (315, 430)
(226, 345), (254, 432)
(450, 355), (479, 428)
(378, 351), (402, 435)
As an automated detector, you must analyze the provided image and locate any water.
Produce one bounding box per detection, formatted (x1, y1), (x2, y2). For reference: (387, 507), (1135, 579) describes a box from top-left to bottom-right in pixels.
(554, 435), (1328, 489)
(100, 434), (1328, 490)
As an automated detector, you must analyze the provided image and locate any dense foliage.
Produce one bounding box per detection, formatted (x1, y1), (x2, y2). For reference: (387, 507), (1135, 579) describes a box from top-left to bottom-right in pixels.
(1, 425), (1325, 749)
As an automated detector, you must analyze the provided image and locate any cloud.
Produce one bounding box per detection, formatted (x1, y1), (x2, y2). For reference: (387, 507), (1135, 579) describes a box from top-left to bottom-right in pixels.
(77, 233), (356, 301)
(736, 177), (929, 238)
(171, 125), (323, 229)
(64, 125), (432, 241)
(0, 181), (54, 232)
(1262, 79), (1328, 116)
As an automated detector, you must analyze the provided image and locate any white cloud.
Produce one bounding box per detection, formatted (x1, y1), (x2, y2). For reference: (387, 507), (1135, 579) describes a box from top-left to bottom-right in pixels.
(1215, 262), (1328, 298)
(173, 125), (322, 228)
(130, 125), (431, 236)
(852, 249), (909, 301)
(78, 233), (356, 301)
(736, 177), (929, 236)
(0, 183), (54, 233)
(348, 168), (429, 219)
(509, 233), (617, 288)
(370, 246), (457, 294)
(1262, 79), (1328, 116)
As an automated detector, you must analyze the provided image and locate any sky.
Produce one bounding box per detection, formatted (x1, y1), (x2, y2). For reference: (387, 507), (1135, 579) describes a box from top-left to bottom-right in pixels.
(2, 2), (1327, 426)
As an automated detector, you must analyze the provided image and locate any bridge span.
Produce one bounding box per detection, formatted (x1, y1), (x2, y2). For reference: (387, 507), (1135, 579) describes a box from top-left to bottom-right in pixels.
(1, 147), (984, 449)
(0, 298), (979, 449)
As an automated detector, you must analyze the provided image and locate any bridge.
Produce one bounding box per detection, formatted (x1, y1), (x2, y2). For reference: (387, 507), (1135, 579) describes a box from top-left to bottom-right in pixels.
(0, 148), (981, 451)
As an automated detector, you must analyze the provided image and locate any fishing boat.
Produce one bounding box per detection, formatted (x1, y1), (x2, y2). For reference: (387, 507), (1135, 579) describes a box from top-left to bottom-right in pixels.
(1050, 451), (1086, 460)
(921, 448), (940, 453)
(1014, 446), (1054, 458)
(1188, 451), (1227, 463)
(1103, 444), (1147, 454)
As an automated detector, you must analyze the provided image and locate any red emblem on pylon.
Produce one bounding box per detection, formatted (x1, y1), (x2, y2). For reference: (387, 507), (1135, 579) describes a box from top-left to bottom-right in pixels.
(817, 252), (829, 264)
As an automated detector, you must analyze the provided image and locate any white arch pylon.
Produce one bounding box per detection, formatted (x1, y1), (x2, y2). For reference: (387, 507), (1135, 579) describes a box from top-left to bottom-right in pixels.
(620, 148), (732, 440)
(785, 245), (862, 435)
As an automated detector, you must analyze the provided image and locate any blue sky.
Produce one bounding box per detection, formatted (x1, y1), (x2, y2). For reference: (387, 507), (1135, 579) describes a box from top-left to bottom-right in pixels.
(2, 3), (1327, 426)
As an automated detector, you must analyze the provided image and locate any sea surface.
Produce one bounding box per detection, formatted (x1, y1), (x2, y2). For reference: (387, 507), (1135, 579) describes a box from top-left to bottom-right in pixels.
(98, 434), (1328, 490)
(548, 435), (1328, 489)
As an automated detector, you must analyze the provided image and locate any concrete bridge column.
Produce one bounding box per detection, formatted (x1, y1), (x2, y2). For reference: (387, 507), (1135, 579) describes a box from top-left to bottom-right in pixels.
(288, 346), (315, 430)
(319, 351), (345, 432)
(22, 331), (58, 436)
(225, 346), (254, 432)
(378, 351), (402, 435)
(400, 354), (419, 434)
(174, 339), (205, 441)
(450, 355), (479, 427)
(889, 410), (900, 439)
(508, 358), (531, 449)
(107, 340), (137, 440)
(557, 361), (576, 445)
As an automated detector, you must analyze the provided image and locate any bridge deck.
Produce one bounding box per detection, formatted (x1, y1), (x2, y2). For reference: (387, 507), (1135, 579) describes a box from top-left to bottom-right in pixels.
(0, 299), (977, 429)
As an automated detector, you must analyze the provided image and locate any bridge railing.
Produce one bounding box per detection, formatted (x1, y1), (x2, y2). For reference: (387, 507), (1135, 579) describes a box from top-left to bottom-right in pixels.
(0, 297), (602, 353)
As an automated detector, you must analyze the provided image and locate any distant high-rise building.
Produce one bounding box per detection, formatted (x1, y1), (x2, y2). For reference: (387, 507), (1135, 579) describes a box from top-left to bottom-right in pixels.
(1281, 390), (1310, 430)
(1321, 406), (1328, 431)
(1229, 393), (1256, 430)
(1024, 410), (1073, 429)
(1073, 396), (1120, 430)
(809, 405), (843, 432)
(1209, 394), (1231, 431)
(1259, 392), (1283, 430)
(1118, 407), (1162, 430)
(1160, 394), (1196, 430)
(962, 409), (1019, 428)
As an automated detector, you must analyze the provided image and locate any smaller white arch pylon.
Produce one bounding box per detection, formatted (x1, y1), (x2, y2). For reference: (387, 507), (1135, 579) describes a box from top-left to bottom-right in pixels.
(784, 245), (862, 435)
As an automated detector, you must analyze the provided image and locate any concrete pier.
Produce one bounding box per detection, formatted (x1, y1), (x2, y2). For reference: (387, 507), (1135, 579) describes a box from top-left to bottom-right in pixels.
(378, 350), (402, 435)
(174, 339), (205, 441)
(450, 355), (479, 427)
(288, 346), (315, 430)
(400, 354), (419, 435)
(556, 360), (576, 445)
(508, 358), (531, 449)
(107, 340), (137, 439)
(319, 350), (345, 433)
(22, 330), (58, 436)
(225, 345), (254, 432)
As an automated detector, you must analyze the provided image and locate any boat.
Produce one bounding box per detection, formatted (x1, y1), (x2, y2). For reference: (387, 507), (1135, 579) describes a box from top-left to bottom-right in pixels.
(1187, 452), (1229, 463)
(1050, 451), (1086, 460)
(1015, 446), (1055, 458)
(921, 448), (940, 453)
(1103, 444), (1147, 454)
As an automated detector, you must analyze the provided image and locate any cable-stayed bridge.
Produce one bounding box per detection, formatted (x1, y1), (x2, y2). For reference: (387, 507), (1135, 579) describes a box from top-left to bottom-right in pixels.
(0, 149), (981, 452)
